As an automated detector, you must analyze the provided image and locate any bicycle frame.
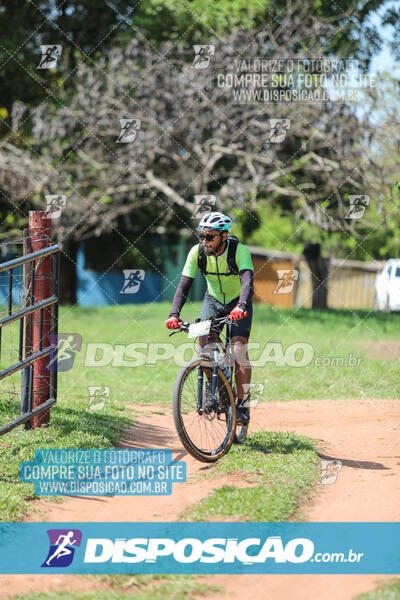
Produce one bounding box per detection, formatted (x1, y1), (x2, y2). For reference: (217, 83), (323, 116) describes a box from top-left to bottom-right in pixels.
(169, 316), (246, 459)
(169, 315), (237, 414)
(197, 318), (235, 413)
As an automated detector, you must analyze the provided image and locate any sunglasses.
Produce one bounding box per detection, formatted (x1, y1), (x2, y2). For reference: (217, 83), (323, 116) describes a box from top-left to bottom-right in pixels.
(198, 233), (220, 242)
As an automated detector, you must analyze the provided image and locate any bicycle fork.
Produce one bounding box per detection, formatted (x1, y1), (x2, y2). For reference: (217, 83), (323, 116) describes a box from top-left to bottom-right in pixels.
(196, 348), (220, 414)
(211, 348), (219, 408)
(196, 368), (203, 413)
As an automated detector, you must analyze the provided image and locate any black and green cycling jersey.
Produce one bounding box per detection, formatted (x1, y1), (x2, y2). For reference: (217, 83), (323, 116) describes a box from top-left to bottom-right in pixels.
(182, 241), (253, 305)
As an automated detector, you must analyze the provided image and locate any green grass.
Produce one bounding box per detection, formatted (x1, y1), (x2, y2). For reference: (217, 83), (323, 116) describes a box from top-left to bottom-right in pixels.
(62, 302), (400, 403)
(0, 301), (399, 521)
(182, 430), (320, 522)
(0, 308), (135, 521)
(353, 579), (400, 599)
(245, 304), (400, 400)
(59, 302), (400, 405)
(25, 302), (400, 406)
(9, 574), (222, 600)
(0, 403), (132, 520)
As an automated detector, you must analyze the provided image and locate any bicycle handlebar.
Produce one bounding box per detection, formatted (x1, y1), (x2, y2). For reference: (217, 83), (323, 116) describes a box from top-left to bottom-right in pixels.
(168, 315), (234, 337)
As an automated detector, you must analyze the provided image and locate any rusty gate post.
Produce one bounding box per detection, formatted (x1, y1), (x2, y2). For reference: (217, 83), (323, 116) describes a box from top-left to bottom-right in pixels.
(21, 229), (33, 426)
(29, 211), (52, 427)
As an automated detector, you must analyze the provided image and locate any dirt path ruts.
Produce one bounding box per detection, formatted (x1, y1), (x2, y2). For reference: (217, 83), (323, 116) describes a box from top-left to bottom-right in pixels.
(2, 398), (399, 599)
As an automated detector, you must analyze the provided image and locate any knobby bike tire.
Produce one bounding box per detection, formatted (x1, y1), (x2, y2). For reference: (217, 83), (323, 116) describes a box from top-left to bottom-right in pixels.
(172, 357), (236, 462)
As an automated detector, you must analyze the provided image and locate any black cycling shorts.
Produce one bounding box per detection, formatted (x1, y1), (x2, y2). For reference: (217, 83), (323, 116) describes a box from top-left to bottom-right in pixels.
(200, 291), (253, 339)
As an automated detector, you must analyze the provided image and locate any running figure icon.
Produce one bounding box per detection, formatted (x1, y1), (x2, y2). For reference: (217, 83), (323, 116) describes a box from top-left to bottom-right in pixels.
(273, 269), (299, 294)
(46, 333), (82, 372)
(46, 335), (78, 370)
(41, 528), (82, 568)
(120, 269), (145, 294)
(45, 531), (77, 566)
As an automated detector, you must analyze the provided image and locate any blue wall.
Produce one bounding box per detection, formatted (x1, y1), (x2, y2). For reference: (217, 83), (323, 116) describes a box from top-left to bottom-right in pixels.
(0, 242), (205, 307)
(76, 245), (162, 306)
(0, 265), (23, 307)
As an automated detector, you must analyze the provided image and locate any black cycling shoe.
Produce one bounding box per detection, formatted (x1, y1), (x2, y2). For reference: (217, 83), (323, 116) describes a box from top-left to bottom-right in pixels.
(236, 404), (250, 425)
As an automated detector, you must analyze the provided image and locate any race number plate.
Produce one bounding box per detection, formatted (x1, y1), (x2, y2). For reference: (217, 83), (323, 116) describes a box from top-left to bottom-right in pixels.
(188, 320), (211, 339)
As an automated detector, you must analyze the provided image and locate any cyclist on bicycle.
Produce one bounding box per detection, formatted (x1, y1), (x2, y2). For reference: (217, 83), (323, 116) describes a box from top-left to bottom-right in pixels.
(165, 211), (254, 424)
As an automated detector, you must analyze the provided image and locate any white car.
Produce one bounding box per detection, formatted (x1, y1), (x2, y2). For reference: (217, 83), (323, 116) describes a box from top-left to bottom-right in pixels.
(375, 259), (400, 312)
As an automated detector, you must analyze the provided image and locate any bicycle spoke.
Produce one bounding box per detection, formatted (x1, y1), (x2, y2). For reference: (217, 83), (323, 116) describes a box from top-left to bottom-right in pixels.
(172, 316), (237, 462)
(179, 365), (232, 455)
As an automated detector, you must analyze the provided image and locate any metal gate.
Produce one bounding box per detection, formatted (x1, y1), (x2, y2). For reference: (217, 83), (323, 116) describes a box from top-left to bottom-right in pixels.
(0, 244), (60, 435)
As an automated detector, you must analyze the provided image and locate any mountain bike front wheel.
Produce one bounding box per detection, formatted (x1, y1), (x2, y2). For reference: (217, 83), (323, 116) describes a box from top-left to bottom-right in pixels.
(172, 357), (236, 462)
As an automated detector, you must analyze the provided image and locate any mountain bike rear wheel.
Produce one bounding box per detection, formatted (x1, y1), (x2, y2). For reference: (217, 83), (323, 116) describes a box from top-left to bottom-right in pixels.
(172, 357), (236, 462)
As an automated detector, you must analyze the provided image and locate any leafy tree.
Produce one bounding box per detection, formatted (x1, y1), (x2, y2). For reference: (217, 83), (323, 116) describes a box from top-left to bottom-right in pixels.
(2, 16), (396, 254)
(0, 1), (399, 304)
(0, 0), (398, 116)
(126, 0), (398, 67)
(0, 0), (134, 115)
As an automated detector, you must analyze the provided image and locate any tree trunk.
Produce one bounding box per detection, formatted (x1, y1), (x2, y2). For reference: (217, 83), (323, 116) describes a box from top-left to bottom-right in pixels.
(303, 243), (329, 309)
(59, 238), (78, 305)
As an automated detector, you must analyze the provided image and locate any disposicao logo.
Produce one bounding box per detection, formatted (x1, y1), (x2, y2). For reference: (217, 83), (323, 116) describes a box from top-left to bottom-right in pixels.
(83, 536), (314, 564)
(41, 529), (82, 567)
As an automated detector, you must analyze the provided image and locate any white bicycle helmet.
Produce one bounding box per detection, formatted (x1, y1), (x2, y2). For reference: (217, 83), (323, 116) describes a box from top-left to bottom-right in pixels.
(196, 212), (232, 232)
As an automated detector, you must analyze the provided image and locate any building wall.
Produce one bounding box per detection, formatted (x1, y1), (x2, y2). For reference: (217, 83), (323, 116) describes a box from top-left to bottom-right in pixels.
(295, 259), (377, 309)
(76, 240), (206, 307)
(327, 266), (376, 309)
(252, 256), (379, 310)
(252, 257), (297, 307)
(161, 238), (206, 304)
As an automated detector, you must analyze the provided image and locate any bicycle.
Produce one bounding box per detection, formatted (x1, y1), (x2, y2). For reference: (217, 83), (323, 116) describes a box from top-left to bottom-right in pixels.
(169, 315), (249, 463)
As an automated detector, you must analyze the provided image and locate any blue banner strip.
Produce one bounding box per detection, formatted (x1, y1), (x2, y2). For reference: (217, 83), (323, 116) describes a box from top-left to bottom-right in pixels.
(0, 523), (399, 574)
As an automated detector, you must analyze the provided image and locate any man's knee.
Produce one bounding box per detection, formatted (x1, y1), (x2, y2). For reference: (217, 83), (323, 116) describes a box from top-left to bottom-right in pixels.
(232, 336), (250, 368)
(198, 332), (219, 359)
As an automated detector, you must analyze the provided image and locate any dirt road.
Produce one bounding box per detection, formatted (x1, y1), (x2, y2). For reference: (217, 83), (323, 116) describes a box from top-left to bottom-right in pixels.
(2, 398), (399, 599)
